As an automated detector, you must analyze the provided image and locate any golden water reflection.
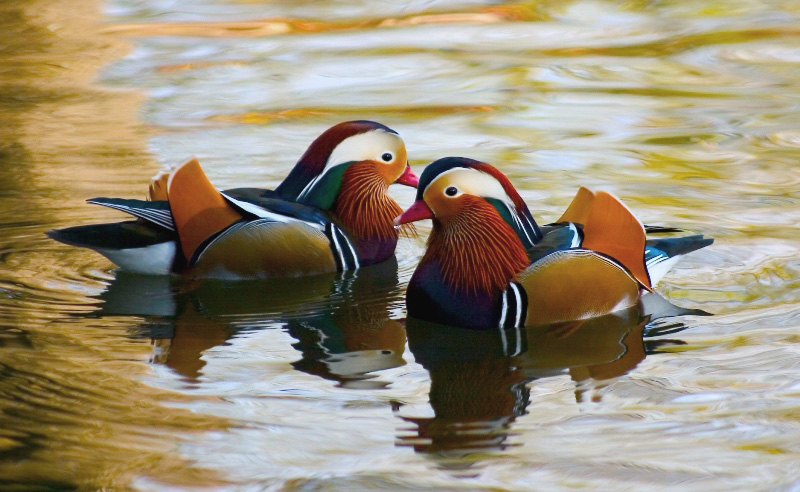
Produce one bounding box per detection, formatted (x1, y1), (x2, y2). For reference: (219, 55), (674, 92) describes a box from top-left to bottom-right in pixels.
(0, 0), (226, 487)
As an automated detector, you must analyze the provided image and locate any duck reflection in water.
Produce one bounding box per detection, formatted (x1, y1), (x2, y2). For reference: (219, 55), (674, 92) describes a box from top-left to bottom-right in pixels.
(97, 258), (406, 388)
(396, 294), (707, 467)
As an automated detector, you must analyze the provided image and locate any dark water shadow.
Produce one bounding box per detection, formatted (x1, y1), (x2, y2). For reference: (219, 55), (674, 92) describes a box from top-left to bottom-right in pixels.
(396, 295), (709, 471)
(95, 258), (407, 388)
(94, 264), (709, 472)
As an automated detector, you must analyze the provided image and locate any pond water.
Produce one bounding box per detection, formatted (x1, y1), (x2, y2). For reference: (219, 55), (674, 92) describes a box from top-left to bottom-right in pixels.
(1, 0), (799, 489)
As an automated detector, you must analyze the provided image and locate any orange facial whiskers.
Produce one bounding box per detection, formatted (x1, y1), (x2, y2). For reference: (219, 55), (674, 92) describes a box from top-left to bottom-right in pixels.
(422, 196), (529, 295)
(333, 161), (405, 240)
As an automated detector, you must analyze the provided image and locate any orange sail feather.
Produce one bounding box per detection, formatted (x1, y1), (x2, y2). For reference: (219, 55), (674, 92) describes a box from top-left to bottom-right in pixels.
(581, 191), (651, 291)
(167, 159), (242, 261)
(557, 186), (595, 224)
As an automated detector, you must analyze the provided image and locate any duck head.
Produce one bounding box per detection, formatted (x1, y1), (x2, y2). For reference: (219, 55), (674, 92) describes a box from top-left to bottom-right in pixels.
(276, 120), (417, 201)
(396, 157), (538, 295)
(293, 132), (419, 265)
(397, 157), (541, 247)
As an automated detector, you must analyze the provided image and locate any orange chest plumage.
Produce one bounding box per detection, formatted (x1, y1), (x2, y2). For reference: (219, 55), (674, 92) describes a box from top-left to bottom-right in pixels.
(420, 197), (529, 295)
(407, 198), (531, 329)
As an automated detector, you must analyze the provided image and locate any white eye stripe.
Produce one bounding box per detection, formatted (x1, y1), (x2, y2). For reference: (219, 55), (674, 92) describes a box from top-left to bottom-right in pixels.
(327, 129), (400, 168)
(425, 167), (517, 210)
(298, 129), (401, 200)
(423, 167), (466, 195)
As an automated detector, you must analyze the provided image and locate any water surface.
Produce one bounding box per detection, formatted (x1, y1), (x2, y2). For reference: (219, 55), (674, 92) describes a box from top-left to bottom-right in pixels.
(1, 0), (800, 489)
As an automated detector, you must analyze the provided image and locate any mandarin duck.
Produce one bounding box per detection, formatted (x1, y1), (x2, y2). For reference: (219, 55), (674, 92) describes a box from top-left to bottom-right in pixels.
(395, 157), (713, 329)
(48, 121), (418, 278)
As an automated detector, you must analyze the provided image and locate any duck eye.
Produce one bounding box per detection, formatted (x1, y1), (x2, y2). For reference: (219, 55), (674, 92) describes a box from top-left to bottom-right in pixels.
(444, 186), (458, 197)
(381, 152), (393, 162)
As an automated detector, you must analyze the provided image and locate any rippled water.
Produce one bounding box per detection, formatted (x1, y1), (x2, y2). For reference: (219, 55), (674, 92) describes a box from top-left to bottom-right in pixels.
(1, 0), (799, 489)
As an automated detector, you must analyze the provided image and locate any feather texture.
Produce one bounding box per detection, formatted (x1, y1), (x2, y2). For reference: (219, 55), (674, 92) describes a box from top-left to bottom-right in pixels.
(333, 161), (403, 241)
(167, 159), (243, 261)
(420, 196), (529, 295)
(275, 121), (396, 200)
